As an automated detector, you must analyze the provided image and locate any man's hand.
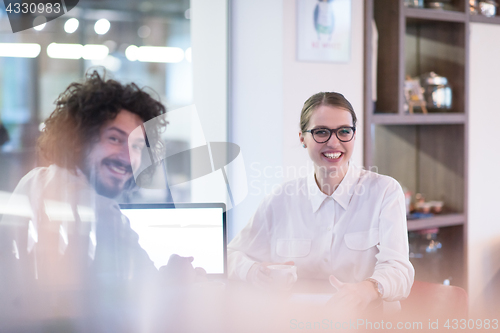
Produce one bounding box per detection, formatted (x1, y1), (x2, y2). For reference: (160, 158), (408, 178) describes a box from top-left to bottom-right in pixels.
(159, 254), (207, 285)
(246, 261), (294, 289)
(327, 275), (379, 312)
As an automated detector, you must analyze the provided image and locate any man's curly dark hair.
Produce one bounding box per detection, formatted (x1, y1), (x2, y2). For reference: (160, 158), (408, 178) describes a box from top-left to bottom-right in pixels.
(38, 70), (167, 172)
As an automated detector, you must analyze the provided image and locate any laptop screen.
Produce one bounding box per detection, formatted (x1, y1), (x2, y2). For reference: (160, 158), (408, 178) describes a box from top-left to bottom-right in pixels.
(120, 203), (226, 276)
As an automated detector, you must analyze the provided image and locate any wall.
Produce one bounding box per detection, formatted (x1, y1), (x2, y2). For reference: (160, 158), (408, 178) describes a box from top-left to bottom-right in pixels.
(229, 0), (284, 239)
(229, 0), (364, 239)
(191, 0), (228, 204)
(468, 22), (500, 313)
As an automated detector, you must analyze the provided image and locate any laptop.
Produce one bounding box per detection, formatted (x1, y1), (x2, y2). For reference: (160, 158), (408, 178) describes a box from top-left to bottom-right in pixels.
(119, 203), (227, 278)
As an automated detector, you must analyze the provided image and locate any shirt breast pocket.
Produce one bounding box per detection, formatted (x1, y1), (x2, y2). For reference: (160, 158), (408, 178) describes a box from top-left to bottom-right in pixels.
(276, 238), (311, 258)
(344, 229), (379, 251)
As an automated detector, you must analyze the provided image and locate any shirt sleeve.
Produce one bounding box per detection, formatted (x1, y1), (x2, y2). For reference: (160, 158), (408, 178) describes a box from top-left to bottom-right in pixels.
(371, 178), (415, 301)
(227, 196), (274, 281)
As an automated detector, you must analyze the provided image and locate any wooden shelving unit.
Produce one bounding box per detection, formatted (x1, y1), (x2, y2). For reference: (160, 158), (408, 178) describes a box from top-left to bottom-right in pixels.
(469, 14), (500, 24)
(361, 0), (497, 289)
(371, 113), (466, 125)
(407, 213), (465, 231)
(404, 7), (467, 22)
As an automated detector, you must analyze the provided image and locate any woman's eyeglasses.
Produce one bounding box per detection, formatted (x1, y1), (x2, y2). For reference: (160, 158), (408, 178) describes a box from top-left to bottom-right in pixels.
(305, 126), (356, 143)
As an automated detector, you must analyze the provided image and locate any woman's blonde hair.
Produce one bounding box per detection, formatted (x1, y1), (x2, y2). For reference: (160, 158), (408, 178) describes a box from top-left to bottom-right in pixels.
(300, 92), (357, 132)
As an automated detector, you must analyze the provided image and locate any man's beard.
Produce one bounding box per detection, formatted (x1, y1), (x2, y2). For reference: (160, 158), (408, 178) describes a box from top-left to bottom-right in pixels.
(81, 157), (134, 198)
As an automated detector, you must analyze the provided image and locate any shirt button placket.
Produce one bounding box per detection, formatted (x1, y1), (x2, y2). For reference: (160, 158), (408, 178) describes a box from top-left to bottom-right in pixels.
(324, 197), (334, 267)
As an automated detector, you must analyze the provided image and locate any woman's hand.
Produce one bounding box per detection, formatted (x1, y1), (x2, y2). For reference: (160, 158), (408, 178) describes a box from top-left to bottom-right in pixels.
(246, 261), (294, 289)
(327, 275), (379, 312)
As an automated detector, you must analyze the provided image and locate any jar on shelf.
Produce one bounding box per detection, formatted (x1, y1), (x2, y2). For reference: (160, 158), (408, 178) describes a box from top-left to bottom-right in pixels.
(479, 0), (498, 17)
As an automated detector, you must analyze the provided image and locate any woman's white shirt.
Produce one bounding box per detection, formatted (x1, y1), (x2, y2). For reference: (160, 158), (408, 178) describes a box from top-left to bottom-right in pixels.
(227, 163), (415, 301)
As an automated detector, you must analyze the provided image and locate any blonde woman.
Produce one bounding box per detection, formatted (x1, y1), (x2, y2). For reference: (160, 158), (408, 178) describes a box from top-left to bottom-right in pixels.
(228, 92), (414, 311)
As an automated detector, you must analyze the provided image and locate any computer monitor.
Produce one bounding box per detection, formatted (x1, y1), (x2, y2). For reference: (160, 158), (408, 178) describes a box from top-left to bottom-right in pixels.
(119, 203), (226, 277)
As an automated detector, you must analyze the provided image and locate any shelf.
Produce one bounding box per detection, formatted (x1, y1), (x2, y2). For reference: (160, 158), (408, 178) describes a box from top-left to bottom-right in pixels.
(470, 14), (500, 24)
(371, 113), (466, 125)
(407, 213), (465, 231)
(404, 7), (467, 22)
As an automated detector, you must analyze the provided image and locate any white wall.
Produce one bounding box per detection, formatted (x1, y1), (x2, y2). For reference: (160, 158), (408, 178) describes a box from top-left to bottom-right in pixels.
(191, 0), (228, 204)
(468, 22), (500, 313)
(229, 0), (284, 239)
(191, 0), (228, 143)
(229, 0), (364, 239)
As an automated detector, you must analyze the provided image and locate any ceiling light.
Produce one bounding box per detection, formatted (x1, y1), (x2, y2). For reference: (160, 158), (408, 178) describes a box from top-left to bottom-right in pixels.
(47, 43), (83, 59)
(47, 43), (109, 60)
(33, 16), (46, 31)
(125, 45), (139, 61)
(94, 19), (110, 35)
(33, 23), (46, 31)
(138, 25), (151, 39)
(82, 44), (109, 60)
(64, 18), (79, 34)
(137, 46), (184, 63)
(0, 43), (41, 58)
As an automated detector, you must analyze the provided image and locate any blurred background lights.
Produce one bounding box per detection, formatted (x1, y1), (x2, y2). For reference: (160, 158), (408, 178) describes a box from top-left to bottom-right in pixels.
(94, 19), (111, 35)
(136, 46), (184, 63)
(185, 47), (192, 63)
(125, 45), (183, 63)
(103, 40), (117, 53)
(82, 44), (109, 60)
(91, 55), (122, 72)
(0, 43), (41, 58)
(33, 16), (46, 31)
(47, 43), (83, 59)
(64, 18), (79, 34)
(125, 45), (139, 61)
(184, 8), (191, 19)
(47, 43), (109, 60)
(137, 25), (151, 39)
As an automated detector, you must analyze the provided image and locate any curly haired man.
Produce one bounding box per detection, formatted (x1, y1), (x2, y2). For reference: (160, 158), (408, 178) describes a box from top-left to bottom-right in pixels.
(0, 71), (197, 332)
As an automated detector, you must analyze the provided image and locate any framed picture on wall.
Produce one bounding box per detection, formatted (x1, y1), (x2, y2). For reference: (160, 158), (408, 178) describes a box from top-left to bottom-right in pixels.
(297, 0), (352, 62)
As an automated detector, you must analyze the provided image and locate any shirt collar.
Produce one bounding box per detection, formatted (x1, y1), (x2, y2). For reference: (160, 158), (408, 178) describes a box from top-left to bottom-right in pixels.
(307, 162), (362, 213)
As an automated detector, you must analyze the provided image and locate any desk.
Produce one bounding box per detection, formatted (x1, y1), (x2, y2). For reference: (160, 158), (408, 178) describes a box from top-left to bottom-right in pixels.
(152, 279), (386, 333)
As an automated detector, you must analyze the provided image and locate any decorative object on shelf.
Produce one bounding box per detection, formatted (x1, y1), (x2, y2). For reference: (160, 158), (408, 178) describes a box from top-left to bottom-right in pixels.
(296, 0), (352, 62)
(479, 0), (498, 17)
(404, 0), (424, 7)
(424, 0), (453, 9)
(404, 76), (428, 114)
(428, 201), (444, 214)
(470, 0), (479, 14)
(412, 193), (445, 218)
(415, 193), (426, 211)
(420, 72), (453, 111)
